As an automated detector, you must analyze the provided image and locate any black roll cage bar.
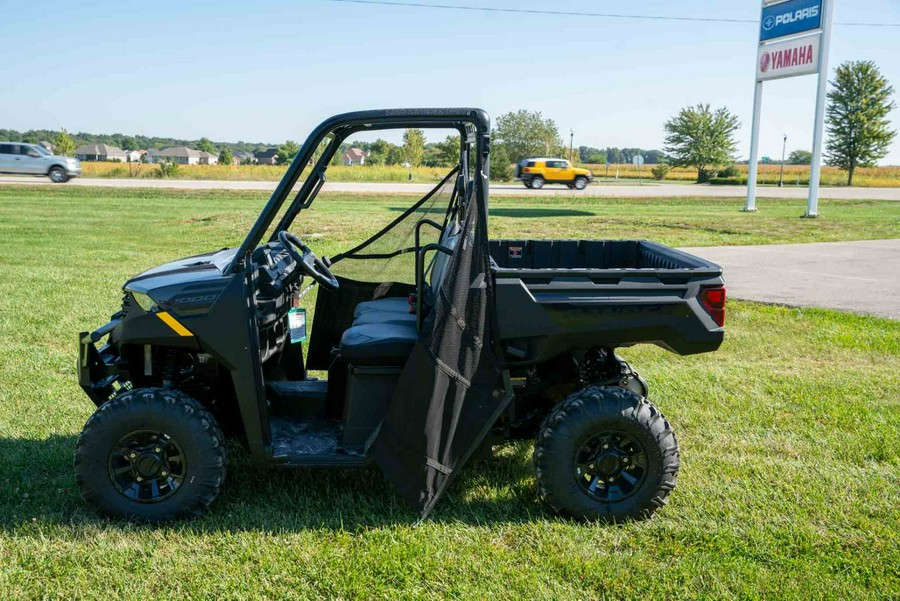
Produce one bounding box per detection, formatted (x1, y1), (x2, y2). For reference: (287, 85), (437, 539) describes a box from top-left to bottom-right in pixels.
(227, 108), (491, 274)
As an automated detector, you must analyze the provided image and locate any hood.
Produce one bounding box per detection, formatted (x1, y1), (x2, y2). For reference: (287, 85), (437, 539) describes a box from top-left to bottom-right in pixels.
(124, 248), (238, 295)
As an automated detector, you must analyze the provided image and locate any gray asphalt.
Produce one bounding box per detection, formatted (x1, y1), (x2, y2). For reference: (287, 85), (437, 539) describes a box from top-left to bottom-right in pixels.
(680, 239), (900, 320)
(2, 175), (900, 200)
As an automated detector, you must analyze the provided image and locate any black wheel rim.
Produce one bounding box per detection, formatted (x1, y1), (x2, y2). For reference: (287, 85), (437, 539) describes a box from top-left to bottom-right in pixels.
(574, 430), (648, 503)
(107, 430), (186, 503)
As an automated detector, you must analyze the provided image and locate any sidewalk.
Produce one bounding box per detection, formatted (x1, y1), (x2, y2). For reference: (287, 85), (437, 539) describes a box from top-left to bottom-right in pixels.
(680, 239), (900, 320)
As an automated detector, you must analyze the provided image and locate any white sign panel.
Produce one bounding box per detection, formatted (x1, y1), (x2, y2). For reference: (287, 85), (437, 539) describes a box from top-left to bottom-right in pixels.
(756, 33), (820, 81)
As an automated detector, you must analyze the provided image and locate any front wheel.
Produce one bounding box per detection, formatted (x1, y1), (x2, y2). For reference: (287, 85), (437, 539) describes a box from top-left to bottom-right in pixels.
(75, 388), (226, 522)
(48, 166), (69, 183)
(573, 176), (588, 190)
(534, 386), (679, 522)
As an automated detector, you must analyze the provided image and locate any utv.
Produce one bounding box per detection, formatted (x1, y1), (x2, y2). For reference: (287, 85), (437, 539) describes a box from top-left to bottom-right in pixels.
(76, 109), (725, 523)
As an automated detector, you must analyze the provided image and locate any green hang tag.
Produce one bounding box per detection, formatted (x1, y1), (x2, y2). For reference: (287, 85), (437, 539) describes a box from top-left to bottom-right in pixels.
(288, 308), (307, 344)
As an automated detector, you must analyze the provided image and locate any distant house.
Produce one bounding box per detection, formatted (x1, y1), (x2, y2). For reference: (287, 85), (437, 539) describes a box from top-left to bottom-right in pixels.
(75, 143), (127, 162)
(342, 147), (366, 166)
(152, 146), (203, 165)
(232, 151), (253, 165)
(198, 151), (218, 165)
(125, 149), (146, 163)
(254, 148), (279, 165)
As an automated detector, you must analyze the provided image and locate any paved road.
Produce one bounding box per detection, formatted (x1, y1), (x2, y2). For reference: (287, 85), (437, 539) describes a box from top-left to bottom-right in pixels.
(2, 176), (899, 200)
(680, 239), (900, 320)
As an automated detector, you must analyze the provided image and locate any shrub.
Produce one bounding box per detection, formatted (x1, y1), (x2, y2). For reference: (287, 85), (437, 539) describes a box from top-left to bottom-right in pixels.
(719, 165), (740, 178)
(154, 160), (180, 179)
(651, 164), (670, 180)
(709, 176), (743, 185)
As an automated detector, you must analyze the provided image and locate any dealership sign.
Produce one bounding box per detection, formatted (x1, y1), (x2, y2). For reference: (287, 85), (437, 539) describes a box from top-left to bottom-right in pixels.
(760, 0), (822, 42)
(757, 33), (821, 81)
(747, 0), (833, 217)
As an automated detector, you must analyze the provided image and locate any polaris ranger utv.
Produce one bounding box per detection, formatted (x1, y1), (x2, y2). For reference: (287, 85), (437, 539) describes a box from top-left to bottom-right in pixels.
(76, 109), (725, 523)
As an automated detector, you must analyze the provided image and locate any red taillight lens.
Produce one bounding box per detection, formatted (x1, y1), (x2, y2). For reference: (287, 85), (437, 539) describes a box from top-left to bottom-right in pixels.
(522, 167), (531, 173)
(701, 286), (726, 327)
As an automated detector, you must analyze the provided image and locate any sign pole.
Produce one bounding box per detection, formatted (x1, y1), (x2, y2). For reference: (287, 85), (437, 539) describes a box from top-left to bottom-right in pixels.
(745, 79), (764, 212)
(805, 0), (833, 218)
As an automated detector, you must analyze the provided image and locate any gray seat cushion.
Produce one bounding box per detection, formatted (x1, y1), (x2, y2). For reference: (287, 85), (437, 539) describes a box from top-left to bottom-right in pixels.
(339, 323), (418, 365)
(352, 310), (416, 326)
(354, 296), (410, 318)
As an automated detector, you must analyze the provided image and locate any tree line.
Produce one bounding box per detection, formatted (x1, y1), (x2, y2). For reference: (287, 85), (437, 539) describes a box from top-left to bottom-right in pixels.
(4, 61), (893, 185)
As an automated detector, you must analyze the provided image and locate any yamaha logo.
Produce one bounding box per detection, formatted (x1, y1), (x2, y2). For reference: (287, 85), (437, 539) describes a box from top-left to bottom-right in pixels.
(759, 51), (771, 73)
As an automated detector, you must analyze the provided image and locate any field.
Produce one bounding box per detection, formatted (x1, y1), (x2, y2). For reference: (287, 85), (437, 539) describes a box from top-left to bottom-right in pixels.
(79, 160), (900, 188)
(80, 161), (452, 183)
(0, 186), (898, 598)
(583, 162), (900, 187)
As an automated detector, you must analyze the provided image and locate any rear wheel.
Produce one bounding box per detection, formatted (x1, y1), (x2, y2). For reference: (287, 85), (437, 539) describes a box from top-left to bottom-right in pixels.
(534, 386), (678, 522)
(75, 387), (226, 522)
(530, 176), (545, 189)
(48, 166), (68, 183)
(523, 180), (533, 189)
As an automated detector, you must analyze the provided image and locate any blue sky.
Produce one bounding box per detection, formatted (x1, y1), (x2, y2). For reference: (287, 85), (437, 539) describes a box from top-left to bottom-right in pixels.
(2, 0), (900, 162)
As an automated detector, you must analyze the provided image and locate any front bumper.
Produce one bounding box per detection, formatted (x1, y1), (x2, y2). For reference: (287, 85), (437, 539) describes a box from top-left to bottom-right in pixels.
(78, 318), (123, 405)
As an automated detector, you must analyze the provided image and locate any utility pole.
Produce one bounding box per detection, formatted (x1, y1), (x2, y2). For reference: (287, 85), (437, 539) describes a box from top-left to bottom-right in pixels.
(569, 129), (575, 163)
(779, 134), (787, 187)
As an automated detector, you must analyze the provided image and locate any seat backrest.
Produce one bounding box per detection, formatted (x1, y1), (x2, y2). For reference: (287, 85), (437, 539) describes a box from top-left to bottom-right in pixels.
(429, 220), (460, 296)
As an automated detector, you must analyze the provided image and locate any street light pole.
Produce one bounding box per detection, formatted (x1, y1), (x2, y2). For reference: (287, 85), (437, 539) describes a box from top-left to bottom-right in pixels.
(569, 129), (574, 162)
(779, 134), (787, 187)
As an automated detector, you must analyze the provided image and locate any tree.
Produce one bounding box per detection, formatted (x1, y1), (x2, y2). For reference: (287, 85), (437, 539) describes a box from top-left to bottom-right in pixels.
(219, 148), (234, 165)
(578, 146), (607, 164)
(197, 137), (216, 154)
(366, 139), (391, 165)
(663, 104), (740, 182)
(490, 142), (513, 181)
(53, 129), (75, 157)
(276, 140), (300, 165)
(825, 61), (896, 185)
(403, 128), (426, 167)
(494, 110), (561, 162)
(434, 134), (461, 167)
(788, 150), (813, 165)
(385, 145), (404, 166)
(119, 136), (138, 151)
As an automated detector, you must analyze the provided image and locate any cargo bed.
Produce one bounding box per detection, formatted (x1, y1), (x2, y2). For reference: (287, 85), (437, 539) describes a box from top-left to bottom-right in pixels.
(489, 240), (725, 361)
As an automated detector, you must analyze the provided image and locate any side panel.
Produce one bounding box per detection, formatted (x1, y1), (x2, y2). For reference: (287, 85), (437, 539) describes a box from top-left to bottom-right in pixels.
(176, 272), (271, 461)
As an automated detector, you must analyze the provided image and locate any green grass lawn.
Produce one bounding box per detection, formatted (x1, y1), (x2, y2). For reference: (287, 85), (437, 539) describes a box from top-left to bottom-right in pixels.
(0, 186), (898, 598)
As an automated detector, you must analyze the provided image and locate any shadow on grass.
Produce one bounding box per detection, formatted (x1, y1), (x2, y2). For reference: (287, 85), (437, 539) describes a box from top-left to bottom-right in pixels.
(386, 207), (594, 218)
(0, 435), (549, 534)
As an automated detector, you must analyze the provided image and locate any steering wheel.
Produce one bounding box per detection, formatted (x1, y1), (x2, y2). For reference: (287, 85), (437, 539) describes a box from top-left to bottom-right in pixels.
(277, 230), (339, 292)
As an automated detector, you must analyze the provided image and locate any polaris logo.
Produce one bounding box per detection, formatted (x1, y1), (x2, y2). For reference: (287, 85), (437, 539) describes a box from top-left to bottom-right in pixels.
(763, 5), (819, 31)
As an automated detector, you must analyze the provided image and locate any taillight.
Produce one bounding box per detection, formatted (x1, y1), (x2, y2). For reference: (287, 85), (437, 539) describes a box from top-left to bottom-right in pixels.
(522, 167), (531, 173)
(701, 287), (726, 327)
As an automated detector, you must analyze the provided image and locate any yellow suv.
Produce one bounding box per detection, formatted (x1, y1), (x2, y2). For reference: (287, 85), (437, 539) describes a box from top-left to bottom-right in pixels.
(514, 158), (593, 190)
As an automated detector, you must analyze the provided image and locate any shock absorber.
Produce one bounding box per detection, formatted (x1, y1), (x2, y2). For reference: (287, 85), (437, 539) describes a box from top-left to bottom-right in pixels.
(161, 348), (178, 388)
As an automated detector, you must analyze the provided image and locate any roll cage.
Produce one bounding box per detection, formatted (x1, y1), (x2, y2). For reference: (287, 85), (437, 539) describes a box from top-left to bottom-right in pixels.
(227, 108), (492, 274)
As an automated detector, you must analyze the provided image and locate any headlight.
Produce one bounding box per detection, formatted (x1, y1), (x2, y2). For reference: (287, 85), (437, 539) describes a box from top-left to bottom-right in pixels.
(131, 291), (158, 312)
